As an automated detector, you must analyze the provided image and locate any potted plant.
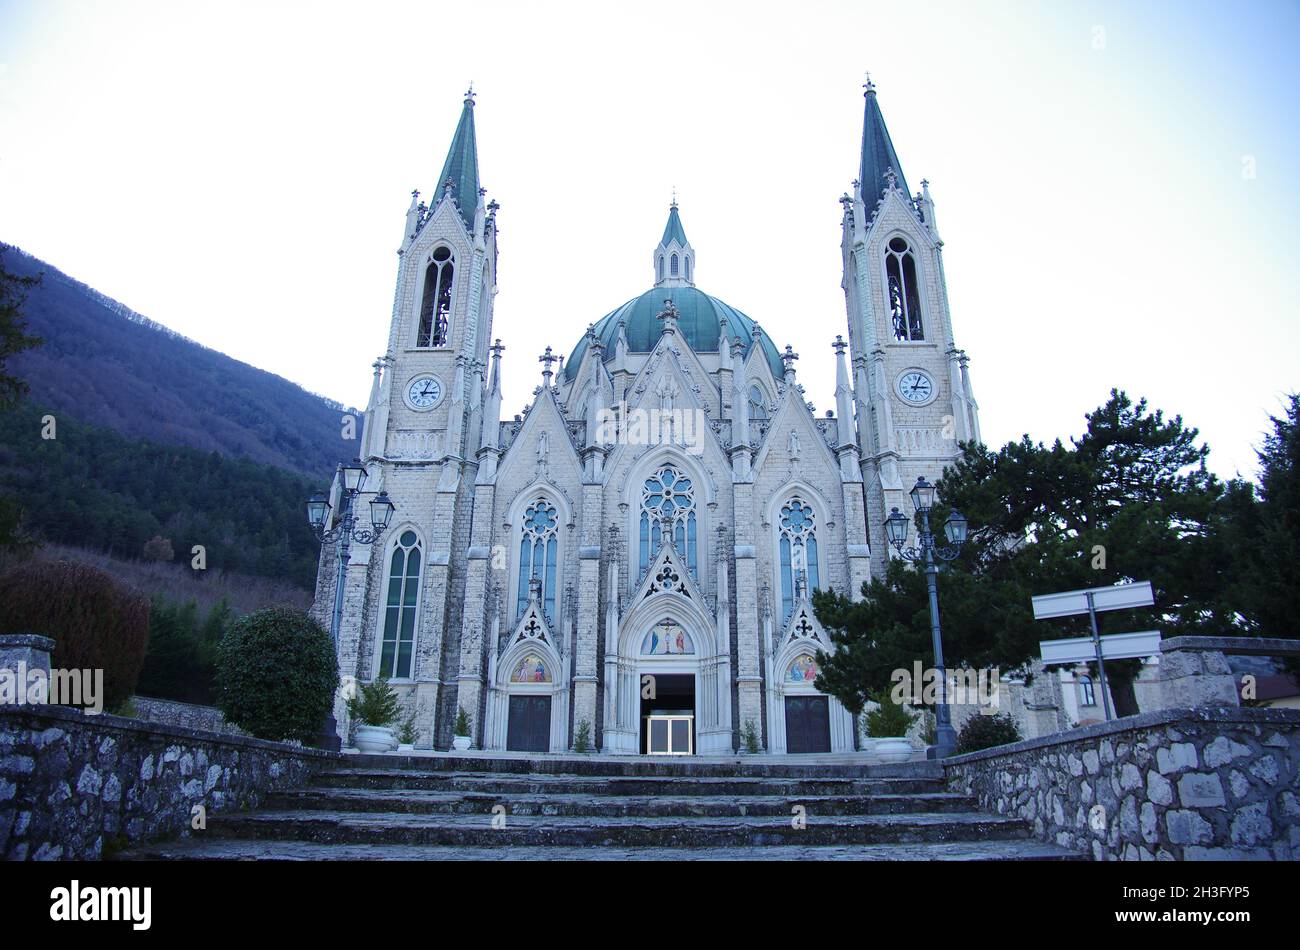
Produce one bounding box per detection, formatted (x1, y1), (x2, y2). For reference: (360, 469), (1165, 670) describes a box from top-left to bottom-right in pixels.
(865, 692), (916, 763)
(346, 678), (401, 753)
(396, 715), (417, 753)
(451, 706), (473, 751)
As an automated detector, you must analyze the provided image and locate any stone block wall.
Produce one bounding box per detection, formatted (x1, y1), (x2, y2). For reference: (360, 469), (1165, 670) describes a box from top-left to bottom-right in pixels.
(944, 706), (1300, 861)
(129, 695), (245, 736)
(0, 704), (336, 860)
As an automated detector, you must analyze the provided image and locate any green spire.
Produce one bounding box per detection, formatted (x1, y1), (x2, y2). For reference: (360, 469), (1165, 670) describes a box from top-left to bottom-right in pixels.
(435, 86), (480, 229)
(859, 77), (909, 207)
(660, 202), (688, 247)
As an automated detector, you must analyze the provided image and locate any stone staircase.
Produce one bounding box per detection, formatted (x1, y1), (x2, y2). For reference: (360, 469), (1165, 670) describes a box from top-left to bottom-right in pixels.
(115, 753), (1084, 860)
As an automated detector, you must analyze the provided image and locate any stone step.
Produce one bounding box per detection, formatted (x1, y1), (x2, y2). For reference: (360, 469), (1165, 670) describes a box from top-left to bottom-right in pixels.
(265, 787), (979, 818)
(114, 837), (1084, 862)
(343, 752), (940, 781)
(314, 768), (948, 797)
(208, 808), (1032, 848)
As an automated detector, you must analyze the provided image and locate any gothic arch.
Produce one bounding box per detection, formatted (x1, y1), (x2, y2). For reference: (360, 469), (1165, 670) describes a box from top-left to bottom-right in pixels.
(504, 485), (573, 626)
(371, 523), (427, 681)
(879, 231), (930, 343)
(764, 480), (834, 622)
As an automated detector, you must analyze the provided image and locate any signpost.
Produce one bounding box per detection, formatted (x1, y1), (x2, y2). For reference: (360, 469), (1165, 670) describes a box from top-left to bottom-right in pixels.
(1032, 582), (1157, 721)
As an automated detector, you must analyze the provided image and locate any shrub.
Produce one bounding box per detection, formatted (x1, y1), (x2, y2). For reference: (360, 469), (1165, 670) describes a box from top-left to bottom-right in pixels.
(398, 715), (417, 746)
(741, 719), (760, 754)
(0, 559), (149, 711)
(956, 712), (1023, 754)
(453, 706), (471, 736)
(346, 678), (400, 727)
(573, 719), (592, 753)
(215, 606), (336, 743)
(864, 692), (916, 737)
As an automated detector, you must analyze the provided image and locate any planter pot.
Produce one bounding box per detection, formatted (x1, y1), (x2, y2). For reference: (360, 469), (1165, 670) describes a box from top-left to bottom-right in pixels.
(396, 743), (415, 753)
(355, 725), (397, 754)
(873, 737), (914, 763)
(451, 735), (472, 752)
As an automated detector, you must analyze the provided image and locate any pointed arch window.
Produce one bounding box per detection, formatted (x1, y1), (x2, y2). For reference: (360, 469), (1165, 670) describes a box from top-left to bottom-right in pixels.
(748, 385), (768, 421)
(1079, 675), (1096, 707)
(379, 530), (422, 678)
(670, 253), (679, 277)
(684, 255), (691, 280)
(885, 237), (923, 341)
(778, 498), (821, 622)
(639, 467), (697, 579)
(657, 255), (664, 281)
(516, 499), (559, 621)
(417, 246), (454, 347)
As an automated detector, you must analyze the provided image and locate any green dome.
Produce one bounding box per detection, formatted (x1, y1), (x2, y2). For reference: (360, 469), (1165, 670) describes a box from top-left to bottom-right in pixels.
(564, 286), (784, 382)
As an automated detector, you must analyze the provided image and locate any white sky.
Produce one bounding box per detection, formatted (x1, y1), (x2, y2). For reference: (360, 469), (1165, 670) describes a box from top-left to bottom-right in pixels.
(1, 0), (1296, 482)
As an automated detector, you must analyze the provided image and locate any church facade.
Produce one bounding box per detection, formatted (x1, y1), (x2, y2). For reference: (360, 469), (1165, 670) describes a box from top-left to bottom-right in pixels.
(311, 81), (981, 755)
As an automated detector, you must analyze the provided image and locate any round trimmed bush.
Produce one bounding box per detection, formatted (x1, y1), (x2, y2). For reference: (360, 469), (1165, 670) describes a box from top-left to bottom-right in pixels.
(215, 606), (337, 743)
(956, 712), (1023, 754)
(0, 559), (149, 711)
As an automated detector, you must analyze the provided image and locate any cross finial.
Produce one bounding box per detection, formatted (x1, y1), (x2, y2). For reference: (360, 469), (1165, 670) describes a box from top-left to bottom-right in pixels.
(832, 335), (847, 356)
(863, 71), (875, 95)
(782, 344), (800, 371)
(883, 167), (898, 191)
(464, 82), (475, 104)
(444, 176), (456, 197)
(671, 185), (677, 208)
(539, 346), (557, 381)
(490, 338), (504, 360)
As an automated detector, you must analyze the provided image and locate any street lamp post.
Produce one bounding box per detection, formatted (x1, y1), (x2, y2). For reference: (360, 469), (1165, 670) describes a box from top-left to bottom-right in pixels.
(885, 475), (968, 759)
(306, 459), (396, 751)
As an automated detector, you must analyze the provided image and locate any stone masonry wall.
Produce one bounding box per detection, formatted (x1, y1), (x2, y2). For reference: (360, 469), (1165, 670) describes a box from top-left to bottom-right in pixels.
(944, 706), (1300, 861)
(0, 704), (336, 860)
(129, 695), (245, 736)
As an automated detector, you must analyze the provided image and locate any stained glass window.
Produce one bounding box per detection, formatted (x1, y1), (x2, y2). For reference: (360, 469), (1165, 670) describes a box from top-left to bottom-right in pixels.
(517, 499), (559, 621)
(779, 498), (820, 622)
(639, 467), (697, 578)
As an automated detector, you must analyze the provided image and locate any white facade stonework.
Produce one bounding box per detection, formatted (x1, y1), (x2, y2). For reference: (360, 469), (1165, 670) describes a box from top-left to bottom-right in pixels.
(312, 86), (981, 753)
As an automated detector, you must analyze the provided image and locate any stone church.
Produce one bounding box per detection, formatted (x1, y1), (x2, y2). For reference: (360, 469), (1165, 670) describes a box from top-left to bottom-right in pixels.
(311, 80), (982, 755)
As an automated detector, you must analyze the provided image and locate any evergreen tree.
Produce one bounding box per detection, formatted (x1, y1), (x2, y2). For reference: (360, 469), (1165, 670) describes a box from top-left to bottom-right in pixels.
(814, 390), (1247, 716)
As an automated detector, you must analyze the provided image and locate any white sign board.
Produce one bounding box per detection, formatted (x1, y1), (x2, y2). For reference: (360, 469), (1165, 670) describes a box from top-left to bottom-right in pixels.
(1039, 630), (1163, 666)
(1030, 581), (1154, 620)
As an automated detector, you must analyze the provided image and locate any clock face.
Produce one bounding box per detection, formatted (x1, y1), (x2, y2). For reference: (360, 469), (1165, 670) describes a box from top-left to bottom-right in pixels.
(405, 374), (443, 411)
(897, 370), (934, 404)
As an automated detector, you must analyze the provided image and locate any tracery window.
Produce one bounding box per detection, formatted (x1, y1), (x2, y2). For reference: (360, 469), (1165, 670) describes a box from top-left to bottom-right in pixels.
(639, 467), (697, 578)
(778, 498), (821, 622)
(748, 385), (768, 421)
(670, 253), (679, 277)
(885, 236), (923, 341)
(516, 499), (559, 621)
(416, 246), (454, 347)
(1079, 675), (1096, 707)
(378, 530), (422, 678)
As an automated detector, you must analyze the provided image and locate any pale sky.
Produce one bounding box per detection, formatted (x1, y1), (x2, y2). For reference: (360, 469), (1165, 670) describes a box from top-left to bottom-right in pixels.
(1, 0), (1296, 481)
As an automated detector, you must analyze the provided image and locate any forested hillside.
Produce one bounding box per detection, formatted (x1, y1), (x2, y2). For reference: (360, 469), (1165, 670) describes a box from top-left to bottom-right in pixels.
(2, 247), (362, 479)
(0, 401), (322, 589)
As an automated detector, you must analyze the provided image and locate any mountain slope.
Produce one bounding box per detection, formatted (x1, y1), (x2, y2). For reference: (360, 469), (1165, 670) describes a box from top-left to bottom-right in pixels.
(4, 247), (361, 480)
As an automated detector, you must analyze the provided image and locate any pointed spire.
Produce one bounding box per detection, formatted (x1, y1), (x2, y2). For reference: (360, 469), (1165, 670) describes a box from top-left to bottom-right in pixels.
(833, 336), (856, 448)
(434, 86), (481, 229)
(859, 74), (910, 210)
(654, 200), (695, 287)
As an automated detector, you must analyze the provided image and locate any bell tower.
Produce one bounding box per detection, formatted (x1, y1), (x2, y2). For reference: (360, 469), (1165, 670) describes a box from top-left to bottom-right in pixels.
(840, 76), (981, 577)
(365, 87), (500, 474)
